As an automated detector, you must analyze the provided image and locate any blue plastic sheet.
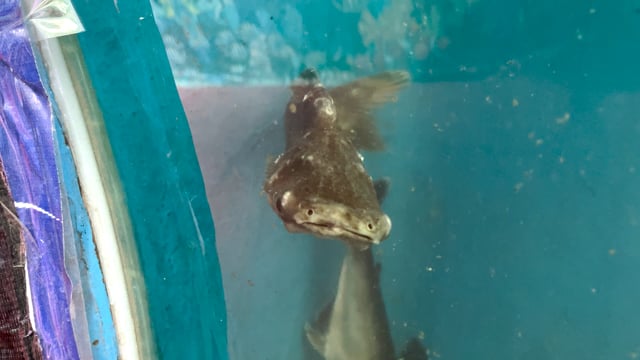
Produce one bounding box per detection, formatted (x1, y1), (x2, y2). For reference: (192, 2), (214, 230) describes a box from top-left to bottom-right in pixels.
(0, 1), (79, 358)
(54, 116), (118, 359)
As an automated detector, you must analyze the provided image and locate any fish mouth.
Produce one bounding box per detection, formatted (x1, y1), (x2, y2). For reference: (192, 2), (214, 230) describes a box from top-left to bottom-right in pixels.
(300, 221), (377, 244)
(276, 196), (391, 245)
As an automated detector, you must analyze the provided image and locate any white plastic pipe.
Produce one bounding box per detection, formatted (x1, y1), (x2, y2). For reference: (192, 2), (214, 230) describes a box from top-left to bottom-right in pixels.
(33, 36), (141, 360)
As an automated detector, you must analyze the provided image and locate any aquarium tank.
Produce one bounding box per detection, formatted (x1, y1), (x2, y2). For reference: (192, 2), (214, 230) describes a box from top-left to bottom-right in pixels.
(150, 0), (640, 359)
(2, 0), (639, 358)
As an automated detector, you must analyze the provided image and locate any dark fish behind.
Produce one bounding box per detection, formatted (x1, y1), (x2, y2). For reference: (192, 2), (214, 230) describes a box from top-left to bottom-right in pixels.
(305, 179), (428, 360)
(306, 256), (428, 360)
(306, 244), (395, 360)
(263, 69), (409, 247)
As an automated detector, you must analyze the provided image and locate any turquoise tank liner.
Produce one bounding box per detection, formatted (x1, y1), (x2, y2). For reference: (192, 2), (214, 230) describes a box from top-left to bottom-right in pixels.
(151, 0), (448, 85)
(68, 0), (228, 358)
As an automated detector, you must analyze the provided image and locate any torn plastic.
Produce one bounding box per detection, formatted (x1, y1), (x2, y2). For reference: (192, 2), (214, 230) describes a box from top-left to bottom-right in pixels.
(0, 0), (85, 358)
(23, 0), (84, 40)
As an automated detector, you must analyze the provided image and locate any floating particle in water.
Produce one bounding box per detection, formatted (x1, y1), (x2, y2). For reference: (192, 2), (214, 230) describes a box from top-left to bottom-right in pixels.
(514, 182), (524, 193)
(512, 98), (519, 107)
(523, 169), (534, 180)
(556, 112), (571, 125)
(413, 41), (430, 60)
(437, 36), (450, 50)
(608, 248), (617, 256)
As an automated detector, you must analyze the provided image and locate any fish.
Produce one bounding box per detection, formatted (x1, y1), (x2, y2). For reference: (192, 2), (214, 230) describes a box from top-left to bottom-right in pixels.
(304, 179), (428, 360)
(263, 68), (410, 248)
(305, 243), (395, 359)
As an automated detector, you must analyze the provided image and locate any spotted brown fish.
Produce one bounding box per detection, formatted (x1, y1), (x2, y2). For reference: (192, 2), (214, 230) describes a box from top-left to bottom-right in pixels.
(263, 69), (409, 247)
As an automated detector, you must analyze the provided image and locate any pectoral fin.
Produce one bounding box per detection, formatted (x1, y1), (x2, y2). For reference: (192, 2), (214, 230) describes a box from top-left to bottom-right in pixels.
(330, 71), (410, 151)
(305, 298), (334, 354)
(304, 322), (327, 354)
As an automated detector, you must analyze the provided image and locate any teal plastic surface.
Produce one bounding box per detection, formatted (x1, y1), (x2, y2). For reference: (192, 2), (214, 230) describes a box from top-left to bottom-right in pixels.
(69, 0), (228, 358)
(152, 0), (446, 85)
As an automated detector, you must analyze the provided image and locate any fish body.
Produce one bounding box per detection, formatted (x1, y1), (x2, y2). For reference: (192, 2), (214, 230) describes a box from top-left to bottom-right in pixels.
(306, 244), (396, 360)
(263, 69), (409, 247)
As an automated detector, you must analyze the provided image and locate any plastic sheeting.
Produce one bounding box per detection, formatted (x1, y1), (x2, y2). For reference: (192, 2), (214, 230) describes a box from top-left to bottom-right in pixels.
(0, 0), (81, 358)
(52, 117), (118, 360)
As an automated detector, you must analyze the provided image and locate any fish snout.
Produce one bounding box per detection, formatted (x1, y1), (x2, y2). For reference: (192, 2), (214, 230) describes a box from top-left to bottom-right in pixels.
(367, 213), (392, 244)
(297, 202), (392, 244)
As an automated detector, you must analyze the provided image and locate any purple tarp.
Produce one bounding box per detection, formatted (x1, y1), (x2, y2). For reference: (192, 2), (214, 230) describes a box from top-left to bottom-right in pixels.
(0, 1), (79, 358)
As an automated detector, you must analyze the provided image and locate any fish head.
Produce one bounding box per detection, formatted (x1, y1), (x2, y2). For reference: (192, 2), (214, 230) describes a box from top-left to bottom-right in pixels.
(265, 123), (392, 246)
(286, 84), (337, 130)
(286, 69), (337, 141)
(302, 86), (337, 126)
(288, 68), (321, 104)
(269, 69), (403, 246)
(267, 188), (392, 246)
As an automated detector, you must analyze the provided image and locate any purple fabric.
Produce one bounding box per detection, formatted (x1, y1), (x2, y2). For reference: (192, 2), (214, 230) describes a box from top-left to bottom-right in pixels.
(0, 1), (79, 359)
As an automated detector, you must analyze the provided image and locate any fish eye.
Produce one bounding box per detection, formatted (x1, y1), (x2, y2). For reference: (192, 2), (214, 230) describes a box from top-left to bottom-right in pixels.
(275, 197), (284, 213)
(307, 209), (314, 216)
(367, 223), (374, 230)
